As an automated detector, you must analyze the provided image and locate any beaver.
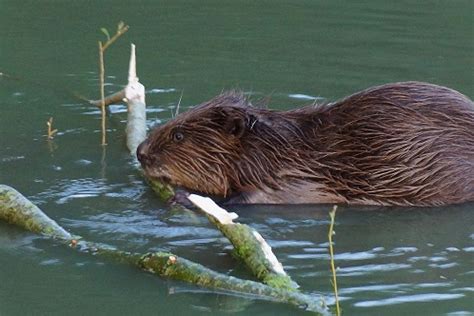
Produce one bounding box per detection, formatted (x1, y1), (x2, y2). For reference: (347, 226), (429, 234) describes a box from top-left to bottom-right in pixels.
(137, 81), (474, 206)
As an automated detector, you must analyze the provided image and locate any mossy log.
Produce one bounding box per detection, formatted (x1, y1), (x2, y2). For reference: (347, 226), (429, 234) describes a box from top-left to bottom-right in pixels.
(0, 184), (328, 314)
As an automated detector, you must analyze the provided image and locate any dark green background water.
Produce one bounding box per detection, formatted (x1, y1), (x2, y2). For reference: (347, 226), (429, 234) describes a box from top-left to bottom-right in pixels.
(1, 1), (473, 315)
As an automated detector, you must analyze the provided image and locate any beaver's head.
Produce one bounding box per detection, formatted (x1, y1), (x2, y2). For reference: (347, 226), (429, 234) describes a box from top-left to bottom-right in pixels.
(137, 92), (292, 197)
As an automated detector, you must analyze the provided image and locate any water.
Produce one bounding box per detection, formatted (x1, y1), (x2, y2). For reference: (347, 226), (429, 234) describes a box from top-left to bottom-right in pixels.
(1, 1), (473, 315)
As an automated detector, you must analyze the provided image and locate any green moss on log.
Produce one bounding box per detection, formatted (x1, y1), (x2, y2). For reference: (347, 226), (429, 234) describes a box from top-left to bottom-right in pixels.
(147, 178), (175, 202)
(138, 252), (328, 314)
(0, 184), (73, 240)
(207, 216), (298, 291)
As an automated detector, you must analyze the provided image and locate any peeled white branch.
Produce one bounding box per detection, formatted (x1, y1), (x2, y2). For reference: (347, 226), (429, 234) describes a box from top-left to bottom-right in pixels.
(188, 194), (298, 290)
(124, 44), (147, 155)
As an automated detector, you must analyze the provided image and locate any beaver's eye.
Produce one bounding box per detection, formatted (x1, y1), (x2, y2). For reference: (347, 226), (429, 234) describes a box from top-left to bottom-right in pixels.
(173, 131), (184, 142)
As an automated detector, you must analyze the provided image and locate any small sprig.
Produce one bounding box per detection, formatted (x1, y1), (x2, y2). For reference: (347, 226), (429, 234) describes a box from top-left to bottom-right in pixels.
(46, 117), (58, 140)
(98, 21), (129, 146)
(100, 21), (129, 52)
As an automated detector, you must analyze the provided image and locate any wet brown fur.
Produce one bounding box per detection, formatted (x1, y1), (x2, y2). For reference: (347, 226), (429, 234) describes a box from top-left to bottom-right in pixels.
(137, 82), (474, 206)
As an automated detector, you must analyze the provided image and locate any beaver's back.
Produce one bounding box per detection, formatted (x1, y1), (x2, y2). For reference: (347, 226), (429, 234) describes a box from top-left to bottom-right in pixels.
(295, 81), (474, 206)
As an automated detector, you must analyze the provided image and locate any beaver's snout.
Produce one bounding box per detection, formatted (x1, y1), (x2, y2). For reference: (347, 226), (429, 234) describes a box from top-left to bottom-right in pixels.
(137, 140), (152, 166)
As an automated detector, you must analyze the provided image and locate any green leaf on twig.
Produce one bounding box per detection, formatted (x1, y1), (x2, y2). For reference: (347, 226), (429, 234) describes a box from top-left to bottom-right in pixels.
(100, 28), (110, 41)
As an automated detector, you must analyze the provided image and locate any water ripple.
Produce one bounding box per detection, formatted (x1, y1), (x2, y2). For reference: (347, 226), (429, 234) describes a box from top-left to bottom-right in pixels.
(340, 283), (409, 295)
(65, 219), (216, 239)
(268, 240), (314, 248)
(168, 238), (221, 246)
(338, 263), (412, 276)
(354, 293), (464, 307)
(32, 178), (143, 205)
(287, 93), (324, 101)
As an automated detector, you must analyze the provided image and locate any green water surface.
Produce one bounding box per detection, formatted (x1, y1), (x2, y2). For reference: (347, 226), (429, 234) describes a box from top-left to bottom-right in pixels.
(1, 1), (473, 315)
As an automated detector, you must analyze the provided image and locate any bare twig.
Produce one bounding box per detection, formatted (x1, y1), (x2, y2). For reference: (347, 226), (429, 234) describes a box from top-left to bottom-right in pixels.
(97, 22), (129, 146)
(98, 41), (106, 145)
(328, 205), (340, 316)
(89, 89), (126, 107)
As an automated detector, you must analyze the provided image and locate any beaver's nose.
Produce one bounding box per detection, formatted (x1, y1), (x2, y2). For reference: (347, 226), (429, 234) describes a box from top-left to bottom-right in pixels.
(136, 141), (150, 165)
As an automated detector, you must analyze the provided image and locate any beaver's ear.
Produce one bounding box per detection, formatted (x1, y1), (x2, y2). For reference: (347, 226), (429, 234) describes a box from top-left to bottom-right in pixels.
(220, 108), (248, 138)
(225, 117), (246, 138)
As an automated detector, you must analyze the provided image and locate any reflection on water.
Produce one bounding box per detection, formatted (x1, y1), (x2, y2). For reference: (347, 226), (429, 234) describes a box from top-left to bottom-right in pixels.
(1, 0), (473, 315)
(33, 178), (144, 204)
(354, 293), (466, 308)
